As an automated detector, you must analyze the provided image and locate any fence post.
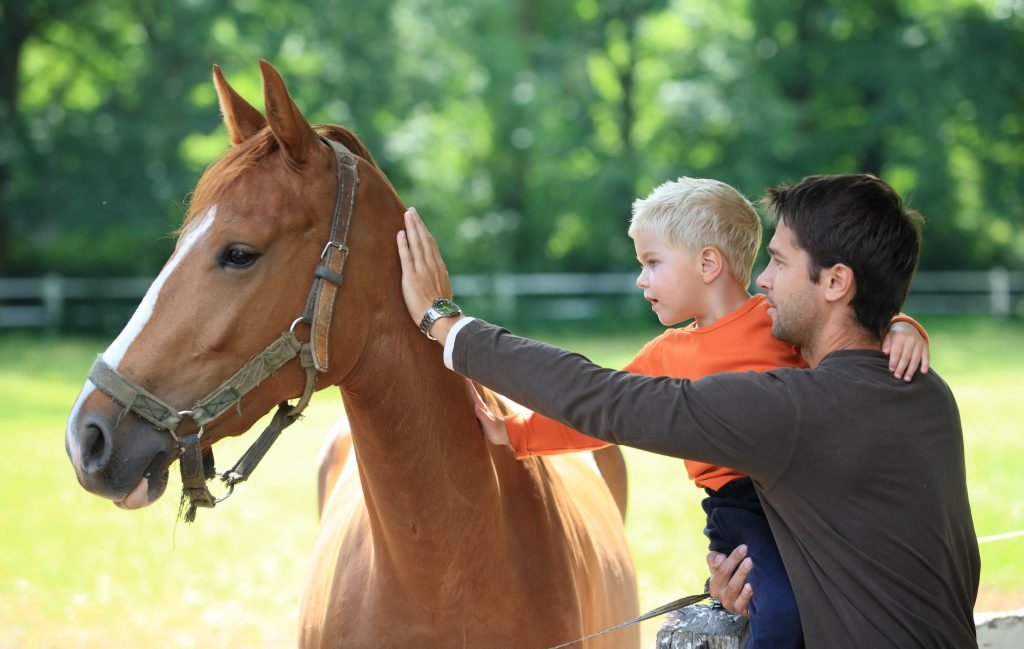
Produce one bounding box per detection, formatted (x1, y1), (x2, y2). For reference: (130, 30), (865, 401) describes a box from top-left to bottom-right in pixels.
(41, 273), (65, 336)
(656, 604), (749, 648)
(492, 274), (517, 322)
(989, 267), (1010, 318)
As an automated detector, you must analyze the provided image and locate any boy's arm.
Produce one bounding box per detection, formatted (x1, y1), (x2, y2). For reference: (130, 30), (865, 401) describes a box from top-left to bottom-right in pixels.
(505, 411), (610, 459)
(499, 341), (661, 458)
(469, 387), (612, 458)
(475, 324), (660, 459)
(884, 314), (931, 382)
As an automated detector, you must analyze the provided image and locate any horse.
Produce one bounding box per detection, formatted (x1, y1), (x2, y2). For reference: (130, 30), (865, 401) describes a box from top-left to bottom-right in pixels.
(64, 60), (639, 648)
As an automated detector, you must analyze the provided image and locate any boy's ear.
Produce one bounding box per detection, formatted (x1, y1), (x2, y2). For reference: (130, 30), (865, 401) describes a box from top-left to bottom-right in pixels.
(822, 263), (856, 304)
(699, 247), (725, 284)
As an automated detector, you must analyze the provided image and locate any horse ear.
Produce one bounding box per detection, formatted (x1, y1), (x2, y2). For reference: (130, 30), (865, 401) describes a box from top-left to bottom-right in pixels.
(212, 64), (266, 146)
(259, 59), (320, 168)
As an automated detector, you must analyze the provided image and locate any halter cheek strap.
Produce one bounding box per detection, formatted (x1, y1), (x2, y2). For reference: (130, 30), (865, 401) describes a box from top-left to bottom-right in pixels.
(303, 139), (360, 372)
(86, 137), (359, 521)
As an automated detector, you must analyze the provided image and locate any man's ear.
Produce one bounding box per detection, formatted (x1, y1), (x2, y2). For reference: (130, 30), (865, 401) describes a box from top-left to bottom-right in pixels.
(822, 263), (856, 304)
(699, 247), (726, 284)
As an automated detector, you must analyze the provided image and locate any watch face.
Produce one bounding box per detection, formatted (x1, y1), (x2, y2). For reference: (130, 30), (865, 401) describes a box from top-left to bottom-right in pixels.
(433, 298), (460, 316)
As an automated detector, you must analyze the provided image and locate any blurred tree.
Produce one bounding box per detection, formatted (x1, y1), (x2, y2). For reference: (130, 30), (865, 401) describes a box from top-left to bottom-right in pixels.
(0, 0), (103, 273)
(1, 0), (1021, 278)
(651, 0), (1024, 270)
(388, 0), (669, 273)
(6, 0), (232, 275)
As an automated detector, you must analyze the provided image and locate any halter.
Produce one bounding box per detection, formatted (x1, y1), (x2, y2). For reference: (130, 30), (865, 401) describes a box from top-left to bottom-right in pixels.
(87, 138), (359, 521)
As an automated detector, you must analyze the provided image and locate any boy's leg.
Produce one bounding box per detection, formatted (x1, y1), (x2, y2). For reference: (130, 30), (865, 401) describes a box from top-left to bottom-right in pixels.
(703, 481), (804, 649)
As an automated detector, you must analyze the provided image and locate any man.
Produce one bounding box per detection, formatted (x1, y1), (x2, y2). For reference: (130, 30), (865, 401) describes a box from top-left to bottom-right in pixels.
(396, 173), (979, 648)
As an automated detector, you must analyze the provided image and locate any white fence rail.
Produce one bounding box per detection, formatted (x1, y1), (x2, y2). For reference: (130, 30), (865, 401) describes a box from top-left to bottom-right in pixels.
(1, 270), (1021, 332)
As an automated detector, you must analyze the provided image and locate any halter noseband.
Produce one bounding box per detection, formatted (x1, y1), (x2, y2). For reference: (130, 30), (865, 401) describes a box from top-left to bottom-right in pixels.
(87, 138), (359, 521)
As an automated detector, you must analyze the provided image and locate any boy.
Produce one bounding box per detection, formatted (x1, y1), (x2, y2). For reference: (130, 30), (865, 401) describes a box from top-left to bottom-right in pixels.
(467, 178), (929, 648)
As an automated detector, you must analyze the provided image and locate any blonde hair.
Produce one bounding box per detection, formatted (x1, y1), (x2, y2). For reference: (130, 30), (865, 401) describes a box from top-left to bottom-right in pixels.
(628, 177), (762, 286)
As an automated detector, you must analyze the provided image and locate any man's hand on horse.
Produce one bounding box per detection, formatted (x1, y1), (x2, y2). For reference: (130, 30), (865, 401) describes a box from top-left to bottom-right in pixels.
(397, 207), (460, 344)
(706, 545), (754, 617)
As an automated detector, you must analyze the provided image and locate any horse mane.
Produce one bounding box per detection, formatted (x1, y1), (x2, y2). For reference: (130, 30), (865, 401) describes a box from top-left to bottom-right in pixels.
(471, 382), (517, 418)
(182, 124), (378, 230)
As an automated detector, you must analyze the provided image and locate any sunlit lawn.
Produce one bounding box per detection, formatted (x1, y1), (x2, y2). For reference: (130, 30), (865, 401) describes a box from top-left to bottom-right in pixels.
(1, 315), (1021, 647)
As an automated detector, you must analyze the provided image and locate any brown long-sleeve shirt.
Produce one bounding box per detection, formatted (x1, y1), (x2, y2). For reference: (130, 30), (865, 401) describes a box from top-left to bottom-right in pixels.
(450, 318), (979, 648)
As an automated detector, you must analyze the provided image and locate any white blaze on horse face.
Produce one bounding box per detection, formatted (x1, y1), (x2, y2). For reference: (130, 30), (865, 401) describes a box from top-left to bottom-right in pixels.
(65, 206), (217, 467)
(102, 206), (217, 368)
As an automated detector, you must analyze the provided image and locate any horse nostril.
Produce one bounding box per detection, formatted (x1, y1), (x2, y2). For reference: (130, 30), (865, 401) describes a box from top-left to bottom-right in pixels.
(81, 422), (110, 472)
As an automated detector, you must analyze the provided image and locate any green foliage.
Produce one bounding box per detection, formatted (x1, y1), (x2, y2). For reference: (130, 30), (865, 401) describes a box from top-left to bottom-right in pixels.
(1, 0), (1022, 277)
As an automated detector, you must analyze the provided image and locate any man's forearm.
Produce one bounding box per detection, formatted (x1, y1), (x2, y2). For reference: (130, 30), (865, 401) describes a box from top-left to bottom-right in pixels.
(442, 316), (798, 486)
(446, 318), (787, 473)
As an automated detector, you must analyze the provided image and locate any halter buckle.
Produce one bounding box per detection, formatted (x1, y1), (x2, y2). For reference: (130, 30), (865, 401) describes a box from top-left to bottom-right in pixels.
(321, 240), (350, 260)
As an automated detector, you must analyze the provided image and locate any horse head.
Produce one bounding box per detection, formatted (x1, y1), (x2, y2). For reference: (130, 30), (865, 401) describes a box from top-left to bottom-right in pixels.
(65, 61), (408, 512)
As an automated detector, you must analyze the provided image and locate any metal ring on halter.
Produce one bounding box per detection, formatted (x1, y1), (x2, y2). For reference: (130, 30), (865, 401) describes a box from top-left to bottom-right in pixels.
(289, 317), (305, 333)
(213, 482), (235, 505)
(321, 240), (349, 259)
(175, 409), (205, 441)
(167, 409), (196, 443)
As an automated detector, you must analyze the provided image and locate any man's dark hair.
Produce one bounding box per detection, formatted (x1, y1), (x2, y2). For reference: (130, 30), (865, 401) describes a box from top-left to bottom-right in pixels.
(765, 174), (924, 339)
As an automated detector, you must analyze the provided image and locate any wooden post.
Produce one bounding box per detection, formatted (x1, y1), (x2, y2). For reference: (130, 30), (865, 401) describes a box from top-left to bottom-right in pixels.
(656, 603), (749, 649)
(41, 273), (64, 336)
(989, 267), (1010, 318)
(976, 608), (1024, 647)
(493, 273), (517, 322)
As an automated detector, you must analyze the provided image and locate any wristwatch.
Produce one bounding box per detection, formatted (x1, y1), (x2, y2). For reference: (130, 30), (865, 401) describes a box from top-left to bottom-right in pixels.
(419, 298), (462, 340)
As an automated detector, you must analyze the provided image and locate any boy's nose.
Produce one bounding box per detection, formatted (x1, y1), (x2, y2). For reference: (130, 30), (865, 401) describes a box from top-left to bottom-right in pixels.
(635, 271), (647, 289)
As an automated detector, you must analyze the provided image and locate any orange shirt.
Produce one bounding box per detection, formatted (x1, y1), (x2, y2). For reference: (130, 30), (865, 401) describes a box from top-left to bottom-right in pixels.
(506, 295), (928, 490)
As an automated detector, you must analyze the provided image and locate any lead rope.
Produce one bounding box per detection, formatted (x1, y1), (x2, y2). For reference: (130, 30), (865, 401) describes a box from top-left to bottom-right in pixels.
(179, 347), (319, 522)
(546, 591), (711, 649)
(178, 403), (300, 522)
(978, 529), (1024, 544)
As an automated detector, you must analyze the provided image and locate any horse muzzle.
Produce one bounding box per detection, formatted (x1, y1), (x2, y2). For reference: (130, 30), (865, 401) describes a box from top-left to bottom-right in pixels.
(66, 386), (175, 507)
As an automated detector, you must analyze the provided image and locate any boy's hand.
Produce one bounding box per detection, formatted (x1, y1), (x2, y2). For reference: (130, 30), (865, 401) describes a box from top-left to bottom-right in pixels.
(467, 382), (511, 446)
(396, 207), (459, 343)
(882, 321), (930, 382)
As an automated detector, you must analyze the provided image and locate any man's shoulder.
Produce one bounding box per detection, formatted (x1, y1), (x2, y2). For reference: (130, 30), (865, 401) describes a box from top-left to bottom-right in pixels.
(804, 350), (958, 407)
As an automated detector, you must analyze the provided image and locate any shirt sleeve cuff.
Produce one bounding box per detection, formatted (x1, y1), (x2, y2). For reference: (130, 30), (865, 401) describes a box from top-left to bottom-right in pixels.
(891, 313), (929, 345)
(443, 316), (477, 370)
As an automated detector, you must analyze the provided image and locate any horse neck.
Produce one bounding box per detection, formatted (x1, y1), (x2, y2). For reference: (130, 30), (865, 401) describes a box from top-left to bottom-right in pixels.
(338, 319), (506, 558)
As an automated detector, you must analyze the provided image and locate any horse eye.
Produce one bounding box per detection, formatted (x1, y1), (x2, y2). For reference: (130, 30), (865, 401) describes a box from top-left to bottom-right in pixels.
(222, 246), (260, 268)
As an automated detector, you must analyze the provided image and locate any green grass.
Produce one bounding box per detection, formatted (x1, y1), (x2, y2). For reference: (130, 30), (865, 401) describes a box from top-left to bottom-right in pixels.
(1, 316), (1021, 647)
(0, 334), (336, 648)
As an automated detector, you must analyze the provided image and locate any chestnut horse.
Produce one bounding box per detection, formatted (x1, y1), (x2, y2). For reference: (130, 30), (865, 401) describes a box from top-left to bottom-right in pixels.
(65, 61), (638, 648)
